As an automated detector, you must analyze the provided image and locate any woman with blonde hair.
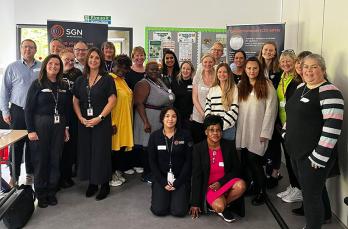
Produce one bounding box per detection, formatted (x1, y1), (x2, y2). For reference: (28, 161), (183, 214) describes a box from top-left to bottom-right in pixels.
(171, 61), (195, 130)
(205, 63), (238, 140)
(191, 54), (216, 143)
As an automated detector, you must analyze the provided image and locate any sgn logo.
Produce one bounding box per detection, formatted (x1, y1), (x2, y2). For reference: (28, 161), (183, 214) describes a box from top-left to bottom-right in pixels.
(50, 25), (65, 38)
(66, 29), (83, 36)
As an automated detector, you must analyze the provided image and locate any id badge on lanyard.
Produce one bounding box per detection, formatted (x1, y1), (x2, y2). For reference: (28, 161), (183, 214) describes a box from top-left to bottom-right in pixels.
(167, 168), (175, 184)
(87, 107), (94, 116)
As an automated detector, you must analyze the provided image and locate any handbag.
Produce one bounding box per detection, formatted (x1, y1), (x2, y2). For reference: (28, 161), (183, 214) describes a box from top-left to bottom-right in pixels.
(1, 184), (35, 229)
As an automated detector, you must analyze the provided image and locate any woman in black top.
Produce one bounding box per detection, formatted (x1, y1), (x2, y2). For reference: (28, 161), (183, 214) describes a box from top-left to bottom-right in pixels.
(25, 54), (70, 208)
(231, 50), (246, 84)
(148, 107), (193, 217)
(171, 61), (195, 130)
(101, 41), (116, 73)
(125, 46), (146, 91)
(73, 47), (116, 201)
(59, 49), (82, 188)
(161, 49), (180, 88)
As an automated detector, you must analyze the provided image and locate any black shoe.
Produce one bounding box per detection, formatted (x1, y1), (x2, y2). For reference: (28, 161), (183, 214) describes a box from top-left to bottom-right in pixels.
(217, 209), (236, 223)
(47, 195), (58, 206)
(140, 174), (152, 184)
(60, 179), (74, 189)
(292, 205), (304, 216)
(251, 193), (265, 206)
(38, 198), (49, 208)
(96, 183), (110, 201)
(86, 184), (98, 197)
(266, 177), (278, 189)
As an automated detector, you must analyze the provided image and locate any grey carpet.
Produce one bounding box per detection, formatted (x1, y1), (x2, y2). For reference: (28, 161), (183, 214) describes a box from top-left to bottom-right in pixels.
(0, 166), (344, 229)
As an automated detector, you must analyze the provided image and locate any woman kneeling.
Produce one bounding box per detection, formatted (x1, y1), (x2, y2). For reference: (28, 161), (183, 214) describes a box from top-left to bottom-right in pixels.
(190, 115), (246, 222)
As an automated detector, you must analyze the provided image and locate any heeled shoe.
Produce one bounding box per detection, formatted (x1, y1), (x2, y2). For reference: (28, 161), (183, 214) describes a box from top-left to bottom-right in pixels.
(96, 183), (110, 201)
(85, 184), (98, 197)
(251, 193), (265, 206)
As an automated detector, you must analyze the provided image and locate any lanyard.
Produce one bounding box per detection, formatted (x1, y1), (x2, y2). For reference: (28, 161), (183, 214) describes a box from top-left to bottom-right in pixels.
(86, 75), (99, 108)
(105, 61), (113, 73)
(164, 133), (175, 169)
(50, 84), (59, 114)
(147, 78), (170, 93)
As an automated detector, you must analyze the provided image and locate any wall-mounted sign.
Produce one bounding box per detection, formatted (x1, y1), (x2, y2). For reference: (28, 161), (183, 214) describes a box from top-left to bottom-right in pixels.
(84, 15), (111, 25)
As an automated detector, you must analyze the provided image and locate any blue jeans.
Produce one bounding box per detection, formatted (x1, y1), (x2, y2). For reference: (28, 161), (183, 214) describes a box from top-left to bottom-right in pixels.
(223, 127), (236, 141)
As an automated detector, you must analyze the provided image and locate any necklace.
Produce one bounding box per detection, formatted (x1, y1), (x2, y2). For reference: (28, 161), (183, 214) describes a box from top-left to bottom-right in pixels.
(300, 85), (311, 99)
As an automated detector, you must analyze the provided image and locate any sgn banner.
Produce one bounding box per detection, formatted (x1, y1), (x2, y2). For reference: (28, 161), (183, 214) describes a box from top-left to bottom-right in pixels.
(47, 20), (108, 49)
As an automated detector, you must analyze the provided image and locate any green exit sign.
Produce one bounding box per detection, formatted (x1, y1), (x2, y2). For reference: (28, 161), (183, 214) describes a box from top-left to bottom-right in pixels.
(84, 15), (111, 24)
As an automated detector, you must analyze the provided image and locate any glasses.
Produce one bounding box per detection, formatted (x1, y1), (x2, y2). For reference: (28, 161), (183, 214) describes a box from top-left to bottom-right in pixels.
(21, 45), (36, 50)
(281, 49), (295, 54)
(74, 48), (88, 52)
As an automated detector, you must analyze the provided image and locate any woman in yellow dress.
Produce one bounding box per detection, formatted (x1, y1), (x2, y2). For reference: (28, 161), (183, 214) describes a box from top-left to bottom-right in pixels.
(109, 54), (134, 187)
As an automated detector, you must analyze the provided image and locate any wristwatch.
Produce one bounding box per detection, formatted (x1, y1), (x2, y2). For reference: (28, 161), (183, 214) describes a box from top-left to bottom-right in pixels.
(98, 115), (105, 120)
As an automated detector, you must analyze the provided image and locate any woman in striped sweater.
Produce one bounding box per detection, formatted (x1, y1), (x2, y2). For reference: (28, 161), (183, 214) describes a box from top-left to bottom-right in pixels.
(205, 63), (238, 140)
(283, 54), (344, 229)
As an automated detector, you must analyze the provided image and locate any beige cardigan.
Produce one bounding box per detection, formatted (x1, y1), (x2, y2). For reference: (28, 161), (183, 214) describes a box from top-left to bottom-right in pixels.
(236, 81), (278, 156)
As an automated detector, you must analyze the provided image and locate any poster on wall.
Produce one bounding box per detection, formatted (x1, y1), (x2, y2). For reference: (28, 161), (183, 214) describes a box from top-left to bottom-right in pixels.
(226, 23), (285, 64)
(153, 32), (172, 41)
(47, 20), (108, 49)
(179, 43), (193, 62)
(149, 40), (162, 59)
(178, 32), (196, 43)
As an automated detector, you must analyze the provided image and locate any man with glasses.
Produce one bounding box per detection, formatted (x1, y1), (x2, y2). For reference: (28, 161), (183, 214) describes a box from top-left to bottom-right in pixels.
(73, 41), (88, 72)
(0, 39), (41, 186)
(196, 41), (225, 75)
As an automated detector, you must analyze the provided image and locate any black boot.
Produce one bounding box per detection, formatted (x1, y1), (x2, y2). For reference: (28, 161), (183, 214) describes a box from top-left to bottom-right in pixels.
(251, 192), (266, 206)
(292, 203), (304, 216)
(86, 184), (98, 197)
(96, 183), (110, 201)
(36, 189), (48, 208)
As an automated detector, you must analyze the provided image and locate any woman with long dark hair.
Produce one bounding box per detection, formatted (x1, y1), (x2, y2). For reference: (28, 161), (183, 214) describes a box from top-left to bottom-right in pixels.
(161, 49), (180, 88)
(236, 57), (277, 206)
(73, 47), (116, 200)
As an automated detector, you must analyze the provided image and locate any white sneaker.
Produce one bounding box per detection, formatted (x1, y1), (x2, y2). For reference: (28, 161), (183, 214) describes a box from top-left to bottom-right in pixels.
(124, 169), (135, 175)
(282, 187), (303, 203)
(115, 171), (126, 183)
(277, 185), (292, 198)
(133, 167), (144, 174)
(109, 174), (123, 187)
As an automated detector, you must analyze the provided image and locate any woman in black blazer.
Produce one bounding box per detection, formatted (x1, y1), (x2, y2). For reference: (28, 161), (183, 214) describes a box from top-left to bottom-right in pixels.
(190, 115), (246, 223)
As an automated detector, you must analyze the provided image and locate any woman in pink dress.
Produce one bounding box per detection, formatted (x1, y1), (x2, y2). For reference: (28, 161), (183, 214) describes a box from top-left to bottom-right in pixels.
(190, 115), (246, 223)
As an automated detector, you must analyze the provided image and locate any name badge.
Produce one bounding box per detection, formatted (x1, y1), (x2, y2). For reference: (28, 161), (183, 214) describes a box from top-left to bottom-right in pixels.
(280, 101), (286, 108)
(201, 86), (209, 91)
(157, 145), (166, 150)
(167, 171), (175, 184)
(219, 162), (224, 167)
(300, 97), (310, 103)
(187, 85), (193, 89)
(54, 114), (60, 124)
(33, 68), (40, 72)
(87, 108), (94, 116)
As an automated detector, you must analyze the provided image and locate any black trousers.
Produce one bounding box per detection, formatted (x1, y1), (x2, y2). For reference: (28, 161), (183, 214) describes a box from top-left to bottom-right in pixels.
(241, 148), (266, 193)
(291, 156), (334, 229)
(60, 115), (78, 180)
(9, 104), (34, 179)
(283, 144), (300, 188)
(150, 181), (189, 217)
(264, 129), (282, 174)
(30, 115), (65, 198)
(112, 148), (132, 172)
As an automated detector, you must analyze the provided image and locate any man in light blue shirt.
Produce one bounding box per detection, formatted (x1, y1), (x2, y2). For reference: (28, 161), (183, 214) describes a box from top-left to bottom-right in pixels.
(0, 39), (41, 186)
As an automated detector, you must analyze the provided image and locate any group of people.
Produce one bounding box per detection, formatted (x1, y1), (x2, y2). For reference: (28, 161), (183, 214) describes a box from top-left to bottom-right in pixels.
(0, 38), (344, 229)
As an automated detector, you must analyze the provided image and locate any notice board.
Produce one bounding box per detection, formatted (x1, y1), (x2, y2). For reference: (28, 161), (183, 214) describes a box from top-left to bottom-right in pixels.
(145, 27), (226, 67)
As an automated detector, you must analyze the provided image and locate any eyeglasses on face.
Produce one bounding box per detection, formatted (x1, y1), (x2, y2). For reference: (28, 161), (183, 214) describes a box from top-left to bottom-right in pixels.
(74, 48), (88, 52)
(207, 128), (222, 133)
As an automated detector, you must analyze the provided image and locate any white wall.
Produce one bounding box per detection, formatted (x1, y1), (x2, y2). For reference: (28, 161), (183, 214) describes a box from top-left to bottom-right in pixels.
(282, 0), (348, 226)
(0, 0), (16, 76)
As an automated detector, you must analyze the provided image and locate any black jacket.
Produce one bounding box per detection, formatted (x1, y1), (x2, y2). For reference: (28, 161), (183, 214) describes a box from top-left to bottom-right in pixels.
(191, 139), (241, 210)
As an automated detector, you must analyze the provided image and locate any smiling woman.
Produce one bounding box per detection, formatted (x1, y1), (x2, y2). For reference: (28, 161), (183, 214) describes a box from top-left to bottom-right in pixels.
(24, 54), (71, 208)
